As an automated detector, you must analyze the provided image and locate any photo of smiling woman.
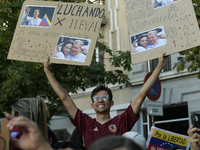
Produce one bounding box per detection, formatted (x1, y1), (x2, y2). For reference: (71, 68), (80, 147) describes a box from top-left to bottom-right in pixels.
(53, 36), (91, 63)
(57, 40), (73, 59)
(132, 34), (148, 54)
(131, 26), (167, 54)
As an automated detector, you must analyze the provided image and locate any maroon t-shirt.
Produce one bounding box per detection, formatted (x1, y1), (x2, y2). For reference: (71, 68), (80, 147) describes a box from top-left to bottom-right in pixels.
(71, 105), (139, 147)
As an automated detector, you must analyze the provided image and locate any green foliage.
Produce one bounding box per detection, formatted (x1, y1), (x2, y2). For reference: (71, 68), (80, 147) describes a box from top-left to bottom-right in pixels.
(0, 0), (132, 118)
(173, 46), (200, 79)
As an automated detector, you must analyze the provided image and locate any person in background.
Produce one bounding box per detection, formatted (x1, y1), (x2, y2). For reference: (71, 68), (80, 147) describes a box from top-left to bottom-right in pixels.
(53, 141), (86, 150)
(48, 129), (59, 148)
(6, 114), (53, 150)
(11, 96), (49, 150)
(68, 128), (84, 148)
(82, 49), (88, 55)
(88, 135), (144, 150)
(122, 131), (147, 149)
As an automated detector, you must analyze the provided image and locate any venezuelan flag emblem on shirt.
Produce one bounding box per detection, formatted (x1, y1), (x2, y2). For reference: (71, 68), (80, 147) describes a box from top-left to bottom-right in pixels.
(40, 14), (51, 27)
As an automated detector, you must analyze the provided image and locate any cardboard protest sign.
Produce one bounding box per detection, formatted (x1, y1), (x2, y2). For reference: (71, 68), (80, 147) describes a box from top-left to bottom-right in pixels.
(0, 119), (9, 150)
(125, 0), (200, 64)
(7, 1), (105, 66)
(146, 126), (190, 150)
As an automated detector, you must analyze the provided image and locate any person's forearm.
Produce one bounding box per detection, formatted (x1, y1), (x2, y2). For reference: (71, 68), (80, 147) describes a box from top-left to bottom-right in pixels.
(44, 69), (69, 101)
(44, 68), (77, 119)
(131, 65), (163, 115)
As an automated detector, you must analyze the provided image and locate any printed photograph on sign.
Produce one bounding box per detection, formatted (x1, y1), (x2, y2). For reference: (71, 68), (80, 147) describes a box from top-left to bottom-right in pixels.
(131, 26), (167, 54)
(53, 36), (91, 62)
(20, 5), (55, 27)
(152, 0), (180, 9)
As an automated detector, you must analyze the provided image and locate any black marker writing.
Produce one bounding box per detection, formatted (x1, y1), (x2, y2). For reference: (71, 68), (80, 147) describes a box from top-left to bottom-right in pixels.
(69, 19), (101, 32)
(130, 4), (182, 32)
(56, 4), (105, 19)
(17, 27), (25, 35)
(54, 17), (66, 26)
(29, 31), (40, 36)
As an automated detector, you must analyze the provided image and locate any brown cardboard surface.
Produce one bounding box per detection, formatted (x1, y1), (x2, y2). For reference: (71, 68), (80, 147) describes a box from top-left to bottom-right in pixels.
(7, 1), (105, 66)
(125, 0), (200, 64)
(0, 119), (9, 150)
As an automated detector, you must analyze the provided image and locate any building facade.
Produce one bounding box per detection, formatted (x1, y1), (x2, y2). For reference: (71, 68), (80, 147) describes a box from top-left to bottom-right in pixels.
(49, 0), (200, 140)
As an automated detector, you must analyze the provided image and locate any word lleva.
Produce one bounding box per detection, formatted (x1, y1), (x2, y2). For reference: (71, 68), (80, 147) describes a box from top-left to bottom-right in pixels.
(69, 19), (101, 32)
(56, 4), (105, 19)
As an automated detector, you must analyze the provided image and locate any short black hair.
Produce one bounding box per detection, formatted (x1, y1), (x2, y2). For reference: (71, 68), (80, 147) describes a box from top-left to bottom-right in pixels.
(53, 141), (86, 150)
(61, 40), (73, 53)
(48, 129), (58, 147)
(91, 84), (113, 102)
(88, 135), (144, 150)
(137, 34), (148, 47)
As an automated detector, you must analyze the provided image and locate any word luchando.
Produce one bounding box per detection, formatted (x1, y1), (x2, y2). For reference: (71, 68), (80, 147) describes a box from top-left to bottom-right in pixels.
(56, 4), (105, 19)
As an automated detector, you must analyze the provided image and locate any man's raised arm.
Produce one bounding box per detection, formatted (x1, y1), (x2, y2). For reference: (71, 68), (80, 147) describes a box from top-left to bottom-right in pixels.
(44, 57), (78, 120)
(131, 52), (168, 115)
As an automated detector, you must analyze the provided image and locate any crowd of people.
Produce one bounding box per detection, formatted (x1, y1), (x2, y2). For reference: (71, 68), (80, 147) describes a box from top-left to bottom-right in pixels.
(53, 39), (87, 62)
(132, 30), (167, 54)
(3, 52), (200, 150)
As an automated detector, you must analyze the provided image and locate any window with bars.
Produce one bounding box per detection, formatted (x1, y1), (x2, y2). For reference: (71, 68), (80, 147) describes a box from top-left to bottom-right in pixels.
(150, 55), (171, 72)
(141, 103), (189, 139)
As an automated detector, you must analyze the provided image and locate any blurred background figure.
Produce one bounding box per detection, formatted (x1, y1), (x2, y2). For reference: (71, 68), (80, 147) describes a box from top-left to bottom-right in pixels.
(11, 96), (49, 150)
(88, 135), (144, 150)
(68, 128), (84, 148)
(122, 131), (147, 150)
(53, 141), (86, 150)
(82, 49), (88, 55)
(131, 43), (138, 53)
(48, 129), (59, 148)
(6, 114), (53, 150)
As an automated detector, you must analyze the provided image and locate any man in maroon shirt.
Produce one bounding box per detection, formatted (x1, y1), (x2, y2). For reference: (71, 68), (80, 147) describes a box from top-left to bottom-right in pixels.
(44, 52), (167, 147)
